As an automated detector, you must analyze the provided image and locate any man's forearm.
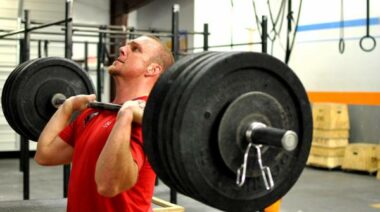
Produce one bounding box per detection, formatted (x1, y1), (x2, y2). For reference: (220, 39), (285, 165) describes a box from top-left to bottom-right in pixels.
(95, 110), (139, 197)
(34, 104), (74, 165)
(37, 105), (72, 146)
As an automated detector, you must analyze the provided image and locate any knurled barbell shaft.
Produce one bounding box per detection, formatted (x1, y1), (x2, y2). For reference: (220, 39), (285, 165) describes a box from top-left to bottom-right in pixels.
(245, 122), (298, 151)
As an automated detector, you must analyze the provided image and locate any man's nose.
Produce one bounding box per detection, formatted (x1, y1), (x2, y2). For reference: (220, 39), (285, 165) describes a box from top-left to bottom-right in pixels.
(119, 46), (127, 56)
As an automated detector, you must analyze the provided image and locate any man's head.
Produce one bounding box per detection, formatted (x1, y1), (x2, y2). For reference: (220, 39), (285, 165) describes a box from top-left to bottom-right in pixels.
(108, 36), (174, 81)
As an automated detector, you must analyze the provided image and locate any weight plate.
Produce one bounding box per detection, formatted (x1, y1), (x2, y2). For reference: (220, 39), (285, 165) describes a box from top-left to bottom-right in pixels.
(162, 52), (222, 199)
(7, 57), (95, 141)
(171, 52), (312, 211)
(2, 59), (38, 139)
(218, 91), (289, 177)
(143, 52), (212, 194)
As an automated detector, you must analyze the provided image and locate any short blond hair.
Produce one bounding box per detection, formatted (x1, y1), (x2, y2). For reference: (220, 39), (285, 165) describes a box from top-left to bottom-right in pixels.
(145, 35), (175, 71)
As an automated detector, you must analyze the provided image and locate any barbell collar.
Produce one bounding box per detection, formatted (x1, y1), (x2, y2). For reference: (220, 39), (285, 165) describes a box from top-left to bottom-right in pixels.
(245, 122), (298, 151)
(51, 93), (66, 108)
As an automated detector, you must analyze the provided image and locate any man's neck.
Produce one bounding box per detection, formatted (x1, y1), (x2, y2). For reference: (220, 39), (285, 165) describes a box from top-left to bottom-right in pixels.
(112, 78), (151, 104)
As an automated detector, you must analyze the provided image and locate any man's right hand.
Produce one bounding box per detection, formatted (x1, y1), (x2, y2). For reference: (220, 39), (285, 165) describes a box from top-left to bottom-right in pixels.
(62, 94), (97, 115)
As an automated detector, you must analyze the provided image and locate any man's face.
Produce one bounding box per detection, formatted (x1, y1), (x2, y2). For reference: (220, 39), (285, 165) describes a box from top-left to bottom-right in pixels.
(108, 36), (161, 78)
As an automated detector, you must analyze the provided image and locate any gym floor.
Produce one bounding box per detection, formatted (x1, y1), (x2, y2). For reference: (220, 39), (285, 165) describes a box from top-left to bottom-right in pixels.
(0, 158), (379, 212)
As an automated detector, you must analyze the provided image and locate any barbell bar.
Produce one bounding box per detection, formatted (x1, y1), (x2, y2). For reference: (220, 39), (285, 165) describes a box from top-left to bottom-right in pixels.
(1, 52), (312, 211)
(50, 93), (121, 111)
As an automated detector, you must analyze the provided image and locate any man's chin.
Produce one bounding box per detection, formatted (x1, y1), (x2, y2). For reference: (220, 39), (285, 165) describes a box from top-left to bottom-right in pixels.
(108, 68), (120, 76)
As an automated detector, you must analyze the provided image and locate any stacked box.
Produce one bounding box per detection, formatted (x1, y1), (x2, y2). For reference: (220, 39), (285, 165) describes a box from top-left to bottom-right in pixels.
(342, 144), (378, 173)
(312, 103), (349, 130)
(376, 146), (380, 180)
(307, 103), (349, 169)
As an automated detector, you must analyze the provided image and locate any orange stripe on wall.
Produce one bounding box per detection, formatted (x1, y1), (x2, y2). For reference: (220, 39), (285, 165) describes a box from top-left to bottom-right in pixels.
(307, 92), (380, 106)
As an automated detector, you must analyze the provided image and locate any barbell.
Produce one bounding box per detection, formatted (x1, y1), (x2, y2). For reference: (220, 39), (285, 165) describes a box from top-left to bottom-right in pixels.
(1, 52), (312, 211)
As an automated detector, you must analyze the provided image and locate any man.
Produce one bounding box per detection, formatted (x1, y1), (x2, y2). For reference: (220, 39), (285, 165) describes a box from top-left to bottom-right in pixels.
(35, 35), (174, 211)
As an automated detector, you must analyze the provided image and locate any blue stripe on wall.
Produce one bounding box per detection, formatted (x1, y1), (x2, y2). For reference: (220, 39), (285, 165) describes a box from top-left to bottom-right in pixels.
(297, 35), (380, 44)
(297, 17), (380, 32)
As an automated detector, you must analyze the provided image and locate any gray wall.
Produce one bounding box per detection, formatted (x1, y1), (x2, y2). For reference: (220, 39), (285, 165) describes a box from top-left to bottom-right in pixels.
(349, 106), (380, 144)
(130, 0), (194, 49)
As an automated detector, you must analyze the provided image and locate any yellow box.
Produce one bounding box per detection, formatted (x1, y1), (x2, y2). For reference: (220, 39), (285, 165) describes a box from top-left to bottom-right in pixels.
(312, 137), (349, 148)
(342, 143), (378, 173)
(153, 197), (184, 212)
(307, 154), (343, 169)
(376, 146), (380, 160)
(313, 129), (349, 139)
(310, 146), (345, 157)
(312, 103), (349, 130)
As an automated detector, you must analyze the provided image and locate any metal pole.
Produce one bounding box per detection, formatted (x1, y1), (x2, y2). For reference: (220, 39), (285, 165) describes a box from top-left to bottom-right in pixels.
(24, 11), (30, 61)
(21, 137), (29, 200)
(128, 27), (135, 40)
(96, 26), (105, 101)
(170, 4), (180, 204)
(44, 40), (49, 57)
(21, 9), (31, 200)
(0, 19), (71, 39)
(285, 0), (292, 63)
(84, 41), (89, 71)
(63, 0), (73, 198)
(38, 40), (42, 58)
(64, 0), (73, 59)
(203, 23), (209, 51)
(261, 16), (268, 54)
(171, 4), (180, 60)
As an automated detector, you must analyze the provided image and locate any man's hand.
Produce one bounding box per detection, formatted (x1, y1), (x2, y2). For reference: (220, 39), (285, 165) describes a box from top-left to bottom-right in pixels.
(117, 100), (145, 124)
(61, 94), (97, 115)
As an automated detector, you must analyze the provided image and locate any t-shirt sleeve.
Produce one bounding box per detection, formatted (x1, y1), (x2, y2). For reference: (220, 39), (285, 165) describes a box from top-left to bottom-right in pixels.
(58, 110), (92, 147)
(59, 121), (75, 146)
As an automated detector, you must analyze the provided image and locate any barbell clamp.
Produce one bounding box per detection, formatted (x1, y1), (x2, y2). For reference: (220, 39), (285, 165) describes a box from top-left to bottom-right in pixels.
(236, 143), (274, 190)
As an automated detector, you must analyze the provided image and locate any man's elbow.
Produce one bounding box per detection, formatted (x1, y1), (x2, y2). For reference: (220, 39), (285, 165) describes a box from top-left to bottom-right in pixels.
(34, 152), (50, 166)
(96, 184), (119, 197)
(96, 178), (137, 197)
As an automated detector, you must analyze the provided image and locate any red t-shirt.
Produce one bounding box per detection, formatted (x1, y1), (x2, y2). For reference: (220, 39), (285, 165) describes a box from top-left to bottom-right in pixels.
(59, 97), (156, 212)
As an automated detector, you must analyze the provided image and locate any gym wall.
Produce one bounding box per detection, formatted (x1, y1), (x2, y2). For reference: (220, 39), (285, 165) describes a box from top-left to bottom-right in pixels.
(128, 0), (194, 51)
(192, 0), (380, 144)
(289, 0), (380, 143)
(0, 0), (110, 151)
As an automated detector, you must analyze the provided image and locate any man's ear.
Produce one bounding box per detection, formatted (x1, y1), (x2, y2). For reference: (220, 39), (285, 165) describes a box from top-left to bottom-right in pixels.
(145, 63), (163, 77)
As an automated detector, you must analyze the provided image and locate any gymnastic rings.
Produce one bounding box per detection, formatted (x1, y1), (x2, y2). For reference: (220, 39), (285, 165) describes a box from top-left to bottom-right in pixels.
(359, 35), (376, 52)
(360, 0), (376, 52)
(339, 38), (345, 54)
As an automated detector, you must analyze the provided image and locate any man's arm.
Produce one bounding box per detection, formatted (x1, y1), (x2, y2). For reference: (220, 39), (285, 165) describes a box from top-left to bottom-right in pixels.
(34, 94), (96, 166)
(95, 100), (144, 197)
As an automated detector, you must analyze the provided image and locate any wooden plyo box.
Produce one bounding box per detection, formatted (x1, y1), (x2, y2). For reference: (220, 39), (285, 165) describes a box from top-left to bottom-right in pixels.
(310, 146), (345, 157)
(307, 154), (343, 169)
(153, 197), (184, 212)
(312, 103), (349, 130)
(312, 137), (348, 148)
(342, 144), (378, 173)
(376, 146), (380, 160)
(313, 129), (349, 139)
